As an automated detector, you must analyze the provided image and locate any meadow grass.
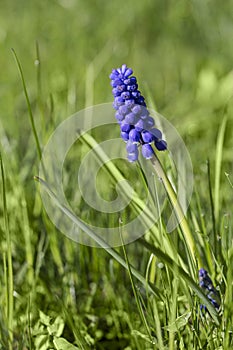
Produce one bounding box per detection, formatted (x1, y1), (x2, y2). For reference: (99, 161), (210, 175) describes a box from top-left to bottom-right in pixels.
(0, 1), (233, 349)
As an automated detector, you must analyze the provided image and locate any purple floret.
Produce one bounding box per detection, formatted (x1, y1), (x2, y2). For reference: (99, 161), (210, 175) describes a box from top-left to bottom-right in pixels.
(142, 144), (154, 159)
(155, 140), (167, 151)
(198, 268), (220, 311)
(129, 129), (141, 143)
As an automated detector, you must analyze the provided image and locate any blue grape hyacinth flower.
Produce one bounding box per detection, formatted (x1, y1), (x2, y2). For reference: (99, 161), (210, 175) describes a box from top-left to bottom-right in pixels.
(198, 268), (220, 312)
(110, 64), (167, 162)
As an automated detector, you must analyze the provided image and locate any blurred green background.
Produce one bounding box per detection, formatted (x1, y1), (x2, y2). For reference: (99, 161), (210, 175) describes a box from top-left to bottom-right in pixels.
(1, 0), (232, 207)
(1, 0), (233, 151)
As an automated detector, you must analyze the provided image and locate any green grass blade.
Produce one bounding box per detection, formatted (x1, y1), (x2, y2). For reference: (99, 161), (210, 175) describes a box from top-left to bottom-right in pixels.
(193, 189), (213, 274)
(11, 48), (42, 160)
(34, 176), (163, 300)
(152, 298), (164, 350)
(79, 131), (181, 263)
(0, 152), (13, 349)
(79, 131), (155, 222)
(138, 237), (220, 325)
(150, 155), (201, 274)
(207, 159), (217, 258)
(214, 115), (227, 224)
(119, 227), (155, 345)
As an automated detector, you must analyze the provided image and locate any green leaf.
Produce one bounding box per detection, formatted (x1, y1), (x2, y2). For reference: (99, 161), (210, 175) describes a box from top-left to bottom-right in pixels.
(53, 337), (80, 350)
(39, 310), (51, 327)
(34, 332), (50, 350)
(164, 311), (191, 332)
(131, 330), (156, 345)
(48, 316), (65, 337)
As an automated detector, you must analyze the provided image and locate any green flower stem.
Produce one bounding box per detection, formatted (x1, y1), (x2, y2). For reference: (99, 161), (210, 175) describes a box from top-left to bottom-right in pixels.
(151, 154), (202, 273)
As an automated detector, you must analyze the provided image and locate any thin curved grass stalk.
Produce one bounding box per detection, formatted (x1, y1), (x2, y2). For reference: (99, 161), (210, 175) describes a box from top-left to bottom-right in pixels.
(11, 48), (42, 160)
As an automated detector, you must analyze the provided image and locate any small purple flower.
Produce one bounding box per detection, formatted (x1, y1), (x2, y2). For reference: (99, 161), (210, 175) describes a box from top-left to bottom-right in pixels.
(132, 105), (142, 115)
(145, 116), (155, 129)
(155, 140), (167, 151)
(121, 91), (131, 100)
(198, 268), (220, 312)
(142, 144), (154, 159)
(126, 141), (138, 153)
(125, 99), (135, 108)
(127, 83), (138, 92)
(119, 105), (129, 116)
(121, 131), (129, 141)
(150, 128), (162, 141)
(141, 130), (154, 143)
(115, 112), (124, 122)
(120, 122), (131, 133)
(110, 64), (133, 80)
(129, 129), (141, 143)
(125, 112), (136, 125)
(110, 64), (167, 161)
(134, 119), (145, 132)
(127, 149), (139, 162)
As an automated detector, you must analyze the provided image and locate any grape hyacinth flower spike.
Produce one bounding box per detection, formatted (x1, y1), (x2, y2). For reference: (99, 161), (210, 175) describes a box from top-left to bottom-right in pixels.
(199, 268), (220, 312)
(110, 64), (167, 162)
(110, 64), (201, 269)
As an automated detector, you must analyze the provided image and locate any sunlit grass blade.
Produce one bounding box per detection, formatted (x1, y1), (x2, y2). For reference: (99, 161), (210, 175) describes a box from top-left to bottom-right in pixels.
(34, 176), (163, 300)
(207, 159), (217, 259)
(214, 114), (227, 224)
(79, 131), (183, 265)
(225, 172), (233, 190)
(192, 189), (213, 274)
(79, 131), (157, 223)
(150, 155), (201, 275)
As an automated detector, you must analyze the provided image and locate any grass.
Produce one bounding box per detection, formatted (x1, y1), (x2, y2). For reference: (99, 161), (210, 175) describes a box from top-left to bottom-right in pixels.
(0, 1), (233, 349)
